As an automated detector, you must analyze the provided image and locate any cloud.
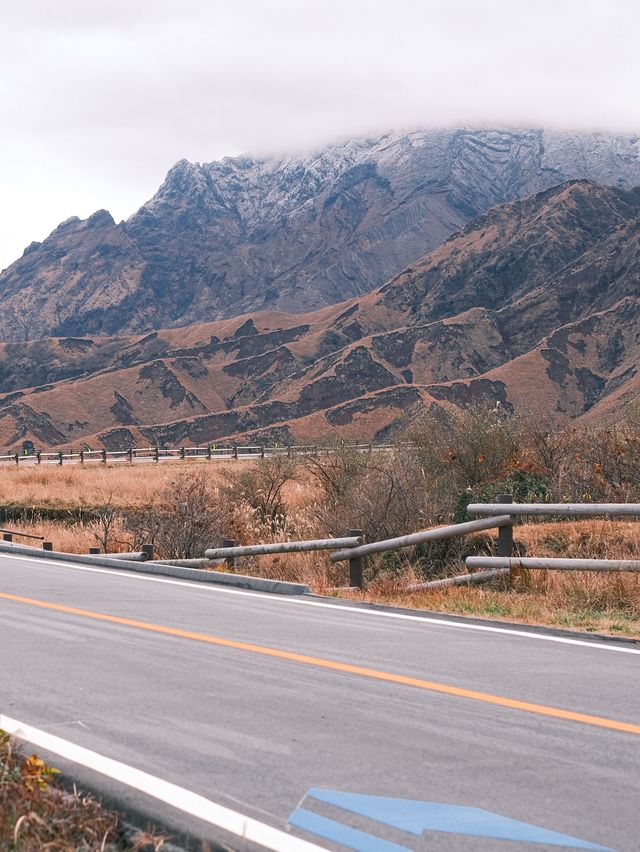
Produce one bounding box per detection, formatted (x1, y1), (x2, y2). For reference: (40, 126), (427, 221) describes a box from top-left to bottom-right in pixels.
(1, 0), (639, 269)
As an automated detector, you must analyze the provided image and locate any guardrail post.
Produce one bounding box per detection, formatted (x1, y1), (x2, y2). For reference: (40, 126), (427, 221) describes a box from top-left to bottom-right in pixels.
(89, 547), (100, 555)
(287, 445), (292, 458)
(37, 452), (41, 465)
(79, 450), (84, 464)
(222, 538), (236, 568)
(14, 453), (19, 466)
(43, 541), (53, 551)
(58, 451), (63, 466)
(128, 447), (134, 464)
(155, 445), (160, 462)
(497, 494), (514, 558)
(101, 448), (107, 465)
(141, 543), (154, 561)
(233, 444), (238, 460)
(180, 446), (185, 460)
(3, 533), (12, 542)
(347, 528), (364, 589)
(261, 445), (265, 459)
(207, 444), (212, 460)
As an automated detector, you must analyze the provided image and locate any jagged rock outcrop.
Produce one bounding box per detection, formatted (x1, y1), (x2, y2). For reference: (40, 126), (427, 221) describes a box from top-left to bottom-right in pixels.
(1, 128), (640, 341)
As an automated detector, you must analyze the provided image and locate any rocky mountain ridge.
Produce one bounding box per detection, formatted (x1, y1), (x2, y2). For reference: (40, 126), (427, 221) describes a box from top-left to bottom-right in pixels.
(0, 179), (638, 450)
(1, 127), (640, 342)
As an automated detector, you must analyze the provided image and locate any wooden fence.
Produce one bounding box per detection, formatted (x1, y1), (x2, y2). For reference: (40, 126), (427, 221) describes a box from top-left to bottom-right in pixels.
(0, 443), (400, 468)
(3, 494), (639, 591)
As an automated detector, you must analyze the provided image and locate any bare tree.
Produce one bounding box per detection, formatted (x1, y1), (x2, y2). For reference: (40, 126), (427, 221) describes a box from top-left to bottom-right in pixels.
(221, 456), (297, 531)
(127, 471), (231, 559)
(88, 491), (124, 553)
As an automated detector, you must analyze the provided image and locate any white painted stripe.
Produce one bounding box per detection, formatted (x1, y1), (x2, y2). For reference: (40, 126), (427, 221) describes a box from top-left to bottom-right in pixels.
(2, 552), (639, 655)
(0, 713), (326, 852)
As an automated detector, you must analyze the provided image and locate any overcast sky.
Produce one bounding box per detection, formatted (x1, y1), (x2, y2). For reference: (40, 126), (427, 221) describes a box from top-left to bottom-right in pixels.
(1, 0), (639, 270)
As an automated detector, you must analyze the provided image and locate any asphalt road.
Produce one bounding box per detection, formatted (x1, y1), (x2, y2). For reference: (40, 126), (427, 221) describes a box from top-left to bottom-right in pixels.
(1, 553), (639, 851)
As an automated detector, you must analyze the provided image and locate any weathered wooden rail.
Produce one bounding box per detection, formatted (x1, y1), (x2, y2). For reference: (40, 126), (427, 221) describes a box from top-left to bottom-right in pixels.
(4, 491), (638, 592)
(0, 442), (400, 468)
(466, 498), (640, 574)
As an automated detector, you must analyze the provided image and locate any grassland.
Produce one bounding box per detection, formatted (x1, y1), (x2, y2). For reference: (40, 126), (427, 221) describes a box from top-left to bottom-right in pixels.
(0, 459), (639, 638)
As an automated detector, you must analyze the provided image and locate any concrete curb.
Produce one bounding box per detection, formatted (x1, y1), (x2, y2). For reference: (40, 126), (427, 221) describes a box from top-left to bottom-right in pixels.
(0, 541), (310, 596)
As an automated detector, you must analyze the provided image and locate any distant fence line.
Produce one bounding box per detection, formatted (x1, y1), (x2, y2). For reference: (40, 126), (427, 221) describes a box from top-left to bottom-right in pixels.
(0, 442), (402, 468)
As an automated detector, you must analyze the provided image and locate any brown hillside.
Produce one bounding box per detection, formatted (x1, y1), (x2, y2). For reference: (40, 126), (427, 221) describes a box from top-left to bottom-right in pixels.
(0, 180), (639, 450)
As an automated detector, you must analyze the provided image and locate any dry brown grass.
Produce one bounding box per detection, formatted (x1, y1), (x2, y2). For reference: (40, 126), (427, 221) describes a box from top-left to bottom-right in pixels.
(357, 520), (640, 637)
(0, 731), (170, 849)
(0, 459), (257, 509)
(2, 463), (640, 637)
(0, 731), (119, 850)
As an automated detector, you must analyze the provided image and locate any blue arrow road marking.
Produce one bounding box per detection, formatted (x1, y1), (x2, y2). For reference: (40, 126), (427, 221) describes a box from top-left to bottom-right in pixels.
(289, 808), (411, 852)
(296, 789), (613, 851)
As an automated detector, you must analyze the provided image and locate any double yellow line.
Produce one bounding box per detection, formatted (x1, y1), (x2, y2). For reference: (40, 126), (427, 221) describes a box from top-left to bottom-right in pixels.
(2, 591), (639, 736)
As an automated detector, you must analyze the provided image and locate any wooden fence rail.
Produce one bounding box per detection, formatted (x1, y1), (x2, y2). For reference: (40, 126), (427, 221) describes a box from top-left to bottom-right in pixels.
(4, 488), (639, 590)
(467, 498), (640, 575)
(467, 556), (640, 573)
(0, 442), (404, 467)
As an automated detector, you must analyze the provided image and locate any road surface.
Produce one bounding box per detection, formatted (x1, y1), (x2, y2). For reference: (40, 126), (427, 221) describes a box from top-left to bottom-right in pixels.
(1, 552), (639, 851)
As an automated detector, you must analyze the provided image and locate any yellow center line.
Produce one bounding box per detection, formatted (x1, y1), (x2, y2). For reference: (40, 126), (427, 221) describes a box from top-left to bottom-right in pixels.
(2, 591), (639, 736)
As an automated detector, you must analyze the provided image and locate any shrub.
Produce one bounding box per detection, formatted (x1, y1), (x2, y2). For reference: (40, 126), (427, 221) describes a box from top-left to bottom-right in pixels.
(127, 470), (231, 559)
(220, 455), (297, 531)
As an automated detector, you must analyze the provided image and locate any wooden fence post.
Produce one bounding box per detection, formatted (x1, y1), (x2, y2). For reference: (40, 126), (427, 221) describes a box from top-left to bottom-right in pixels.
(37, 452), (41, 465)
(180, 446), (185, 460)
(154, 445), (160, 462)
(347, 528), (364, 590)
(101, 449), (107, 465)
(58, 451), (63, 466)
(79, 450), (84, 464)
(497, 493), (514, 558)
(128, 447), (134, 464)
(222, 538), (236, 568)
(207, 444), (212, 460)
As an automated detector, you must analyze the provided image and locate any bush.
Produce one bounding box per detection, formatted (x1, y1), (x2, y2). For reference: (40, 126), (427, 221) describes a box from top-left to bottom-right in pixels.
(220, 456), (297, 532)
(127, 470), (231, 559)
(411, 402), (519, 491)
(304, 445), (434, 577)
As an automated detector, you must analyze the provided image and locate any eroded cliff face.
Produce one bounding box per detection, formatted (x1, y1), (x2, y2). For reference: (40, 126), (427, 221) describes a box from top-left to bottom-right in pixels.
(1, 127), (640, 342)
(0, 180), (639, 449)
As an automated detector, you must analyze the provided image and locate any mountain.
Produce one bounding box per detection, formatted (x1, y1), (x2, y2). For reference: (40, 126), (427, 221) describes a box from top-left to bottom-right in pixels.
(1, 128), (640, 342)
(0, 180), (638, 450)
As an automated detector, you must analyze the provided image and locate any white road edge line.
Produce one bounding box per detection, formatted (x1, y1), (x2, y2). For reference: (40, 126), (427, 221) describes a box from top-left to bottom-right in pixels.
(0, 713), (326, 852)
(3, 552), (640, 656)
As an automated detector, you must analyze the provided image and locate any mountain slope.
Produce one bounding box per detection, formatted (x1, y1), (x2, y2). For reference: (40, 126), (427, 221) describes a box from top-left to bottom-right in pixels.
(0, 180), (639, 449)
(1, 128), (640, 341)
